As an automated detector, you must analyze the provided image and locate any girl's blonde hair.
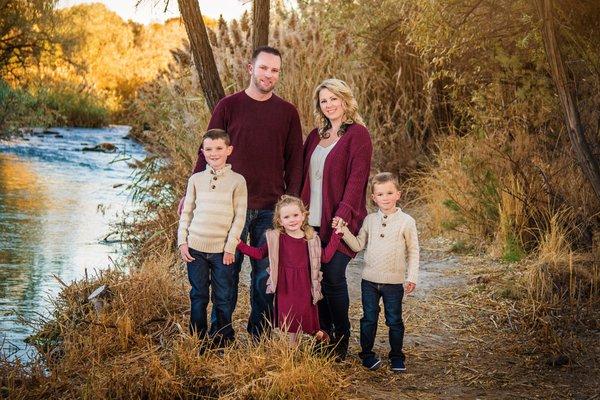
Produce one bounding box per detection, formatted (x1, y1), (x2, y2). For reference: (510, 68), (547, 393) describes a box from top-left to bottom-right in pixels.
(273, 195), (316, 240)
(313, 78), (365, 139)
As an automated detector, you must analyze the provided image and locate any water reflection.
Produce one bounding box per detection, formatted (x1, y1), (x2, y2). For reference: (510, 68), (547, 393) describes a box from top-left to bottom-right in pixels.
(0, 126), (145, 359)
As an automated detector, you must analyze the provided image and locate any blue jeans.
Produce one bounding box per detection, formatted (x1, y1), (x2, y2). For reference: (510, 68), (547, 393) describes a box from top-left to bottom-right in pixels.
(187, 248), (235, 344)
(210, 209), (274, 339)
(319, 250), (352, 358)
(359, 279), (405, 362)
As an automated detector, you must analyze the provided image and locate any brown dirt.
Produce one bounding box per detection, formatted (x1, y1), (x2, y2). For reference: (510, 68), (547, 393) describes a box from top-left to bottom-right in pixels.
(314, 237), (600, 400)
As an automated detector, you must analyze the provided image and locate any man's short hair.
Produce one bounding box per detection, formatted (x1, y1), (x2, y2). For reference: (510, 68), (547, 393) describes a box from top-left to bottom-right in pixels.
(202, 128), (230, 147)
(251, 46), (282, 63)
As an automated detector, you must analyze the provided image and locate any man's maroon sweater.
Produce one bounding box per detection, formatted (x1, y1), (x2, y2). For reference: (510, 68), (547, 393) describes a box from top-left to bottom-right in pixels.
(300, 124), (373, 258)
(193, 91), (303, 210)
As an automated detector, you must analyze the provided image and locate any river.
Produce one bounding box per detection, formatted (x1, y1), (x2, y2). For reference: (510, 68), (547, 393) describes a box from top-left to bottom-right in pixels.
(0, 126), (146, 360)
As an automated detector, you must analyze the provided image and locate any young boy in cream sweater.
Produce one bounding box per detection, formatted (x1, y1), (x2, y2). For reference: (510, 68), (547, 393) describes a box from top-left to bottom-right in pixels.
(178, 129), (247, 346)
(333, 172), (419, 372)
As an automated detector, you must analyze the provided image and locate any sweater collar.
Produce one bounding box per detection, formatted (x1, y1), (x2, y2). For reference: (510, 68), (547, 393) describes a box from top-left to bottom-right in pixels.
(205, 164), (232, 176)
(377, 207), (403, 219)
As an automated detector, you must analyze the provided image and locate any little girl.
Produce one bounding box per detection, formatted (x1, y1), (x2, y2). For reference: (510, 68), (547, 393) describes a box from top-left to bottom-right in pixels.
(237, 195), (339, 342)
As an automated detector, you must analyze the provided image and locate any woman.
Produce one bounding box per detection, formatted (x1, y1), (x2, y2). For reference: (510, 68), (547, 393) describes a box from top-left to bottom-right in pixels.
(300, 78), (372, 360)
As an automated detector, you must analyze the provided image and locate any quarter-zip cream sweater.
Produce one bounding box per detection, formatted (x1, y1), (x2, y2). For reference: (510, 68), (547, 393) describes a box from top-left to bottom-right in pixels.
(177, 164), (247, 254)
(340, 208), (419, 284)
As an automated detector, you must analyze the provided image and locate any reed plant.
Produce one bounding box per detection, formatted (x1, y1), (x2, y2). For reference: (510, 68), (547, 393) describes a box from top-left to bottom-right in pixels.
(1, 255), (344, 399)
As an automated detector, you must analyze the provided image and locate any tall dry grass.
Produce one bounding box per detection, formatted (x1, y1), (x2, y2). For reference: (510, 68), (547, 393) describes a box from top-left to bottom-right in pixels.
(1, 255), (345, 399)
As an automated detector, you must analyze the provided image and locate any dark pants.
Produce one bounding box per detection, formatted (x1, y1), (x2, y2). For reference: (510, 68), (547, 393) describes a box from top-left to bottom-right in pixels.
(359, 279), (405, 362)
(210, 209), (274, 339)
(187, 248), (235, 344)
(319, 250), (352, 358)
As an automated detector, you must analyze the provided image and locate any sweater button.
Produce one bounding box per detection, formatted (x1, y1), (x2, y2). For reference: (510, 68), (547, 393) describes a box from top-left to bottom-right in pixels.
(380, 233), (385, 238)
(383, 215), (388, 219)
(213, 176), (217, 180)
(382, 223), (387, 227)
(211, 185), (216, 189)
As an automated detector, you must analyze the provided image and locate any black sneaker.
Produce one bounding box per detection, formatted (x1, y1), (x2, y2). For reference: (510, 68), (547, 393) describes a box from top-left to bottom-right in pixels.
(362, 356), (382, 371)
(390, 358), (406, 372)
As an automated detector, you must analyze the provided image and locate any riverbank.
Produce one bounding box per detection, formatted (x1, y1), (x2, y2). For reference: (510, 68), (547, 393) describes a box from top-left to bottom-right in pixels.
(0, 126), (145, 361)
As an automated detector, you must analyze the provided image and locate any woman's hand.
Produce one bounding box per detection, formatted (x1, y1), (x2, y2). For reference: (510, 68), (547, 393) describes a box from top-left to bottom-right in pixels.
(223, 252), (235, 265)
(179, 244), (195, 262)
(405, 282), (416, 294)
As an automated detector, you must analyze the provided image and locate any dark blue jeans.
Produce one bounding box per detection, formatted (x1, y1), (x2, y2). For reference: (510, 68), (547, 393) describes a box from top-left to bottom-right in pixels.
(319, 250), (352, 358)
(210, 209), (274, 339)
(359, 279), (405, 362)
(187, 248), (235, 344)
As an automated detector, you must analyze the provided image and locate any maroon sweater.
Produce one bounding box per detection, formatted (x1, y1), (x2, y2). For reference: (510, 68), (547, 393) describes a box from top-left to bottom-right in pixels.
(300, 124), (373, 258)
(193, 91), (303, 210)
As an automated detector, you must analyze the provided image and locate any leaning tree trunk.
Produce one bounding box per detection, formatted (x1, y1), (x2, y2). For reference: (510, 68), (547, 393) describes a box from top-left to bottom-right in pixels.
(535, 0), (600, 202)
(252, 0), (270, 48)
(177, 0), (224, 111)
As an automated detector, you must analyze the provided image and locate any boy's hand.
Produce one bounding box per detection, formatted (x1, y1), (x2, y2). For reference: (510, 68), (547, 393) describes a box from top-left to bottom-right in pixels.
(223, 252), (235, 265)
(405, 282), (416, 294)
(332, 217), (346, 229)
(179, 244), (195, 262)
(177, 196), (185, 216)
(332, 217), (346, 234)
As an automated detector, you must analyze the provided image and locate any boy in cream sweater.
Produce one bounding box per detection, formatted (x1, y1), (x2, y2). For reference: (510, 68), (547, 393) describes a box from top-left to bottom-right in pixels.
(178, 129), (247, 346)
(333, 172), (419, 372)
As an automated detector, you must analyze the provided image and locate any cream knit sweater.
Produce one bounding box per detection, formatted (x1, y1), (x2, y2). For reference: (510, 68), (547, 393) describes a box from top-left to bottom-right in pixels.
(340, 208), (419, 284)
(177, 164), (247, 254)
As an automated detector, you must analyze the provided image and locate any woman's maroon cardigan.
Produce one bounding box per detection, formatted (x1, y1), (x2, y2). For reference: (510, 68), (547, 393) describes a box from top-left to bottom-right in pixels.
(300, 123), (373, 258)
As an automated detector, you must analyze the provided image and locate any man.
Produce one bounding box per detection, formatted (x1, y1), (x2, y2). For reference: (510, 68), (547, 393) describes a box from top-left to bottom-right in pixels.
(180, 46), (303, 339)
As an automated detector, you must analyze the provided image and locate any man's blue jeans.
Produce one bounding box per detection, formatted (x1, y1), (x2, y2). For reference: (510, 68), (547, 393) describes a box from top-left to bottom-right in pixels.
(359, 279), (405, 362)
(210, 209), (274, 339)
(187, 248), (235, 344)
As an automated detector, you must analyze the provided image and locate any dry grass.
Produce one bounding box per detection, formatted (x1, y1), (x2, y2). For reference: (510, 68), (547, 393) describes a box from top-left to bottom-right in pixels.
(1, 255), (345, 399)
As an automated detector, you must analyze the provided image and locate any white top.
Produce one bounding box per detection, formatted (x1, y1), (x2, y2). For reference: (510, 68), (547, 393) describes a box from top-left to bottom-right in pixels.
(340, 208), (420, 284)
(177, 164), (247, 254)
(308, 141), (337, 227)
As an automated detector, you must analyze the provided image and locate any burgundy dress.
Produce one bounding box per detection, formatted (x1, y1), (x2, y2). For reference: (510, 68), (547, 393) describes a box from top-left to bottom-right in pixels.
(238, 234), (320, 334)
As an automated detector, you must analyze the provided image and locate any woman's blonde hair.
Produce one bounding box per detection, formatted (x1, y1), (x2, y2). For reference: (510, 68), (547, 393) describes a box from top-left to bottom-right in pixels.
(313, 78), (365, 139)
(272, 195), (316, 240)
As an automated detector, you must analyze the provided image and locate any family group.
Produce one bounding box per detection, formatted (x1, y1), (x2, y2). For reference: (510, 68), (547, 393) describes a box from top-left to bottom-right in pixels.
(177, 45), (419, 372)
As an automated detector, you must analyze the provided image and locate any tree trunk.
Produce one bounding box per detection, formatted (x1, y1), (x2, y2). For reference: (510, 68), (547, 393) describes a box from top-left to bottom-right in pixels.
(252, 0), (270, 48)
(177, 0), (224, 112)
(535, 0), (600, 203)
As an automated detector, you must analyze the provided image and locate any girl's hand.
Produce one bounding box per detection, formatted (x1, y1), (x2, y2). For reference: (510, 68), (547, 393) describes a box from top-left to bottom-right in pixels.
(179, 244), (195, 262)
(405, 282), (416, 294)
(332, 217), (346, 229)
(223, 252), (235, 265)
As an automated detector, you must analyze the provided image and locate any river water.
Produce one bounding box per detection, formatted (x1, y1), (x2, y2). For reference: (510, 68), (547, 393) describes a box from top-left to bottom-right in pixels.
(0, 126), (146, 360)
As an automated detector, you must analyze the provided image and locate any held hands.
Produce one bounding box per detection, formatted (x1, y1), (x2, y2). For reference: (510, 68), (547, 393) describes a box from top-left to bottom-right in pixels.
(223, 252), (235, 265)
(179, 244), (195, 262)
(405, 282), (416, 294)
(331, 217), (347, 234)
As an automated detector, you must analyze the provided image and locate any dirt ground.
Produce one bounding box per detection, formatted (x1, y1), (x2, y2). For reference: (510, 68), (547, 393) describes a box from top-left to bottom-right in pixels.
(234, 237), (600, 399)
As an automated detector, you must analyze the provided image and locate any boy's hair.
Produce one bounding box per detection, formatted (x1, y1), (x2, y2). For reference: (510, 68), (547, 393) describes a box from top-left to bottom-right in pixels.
(272, 195), (315, 240)
(202, 128), (230, 147)
(370, 172), (400, 193)
(251, 46), (282, 63)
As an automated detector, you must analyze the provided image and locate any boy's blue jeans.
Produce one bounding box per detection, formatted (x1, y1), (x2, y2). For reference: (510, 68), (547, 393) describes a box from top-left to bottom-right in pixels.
(209, 209), (274, 339)
(187, 248), (235, 344)
(359, 279), (406, 362)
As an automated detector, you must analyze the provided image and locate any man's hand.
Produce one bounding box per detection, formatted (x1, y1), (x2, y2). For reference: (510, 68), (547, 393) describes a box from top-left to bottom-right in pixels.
(177, 196), (185, 216)
(223, 252), (235, 265)
(405, 281), (416, 294)
(179, 244), (195, 262)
